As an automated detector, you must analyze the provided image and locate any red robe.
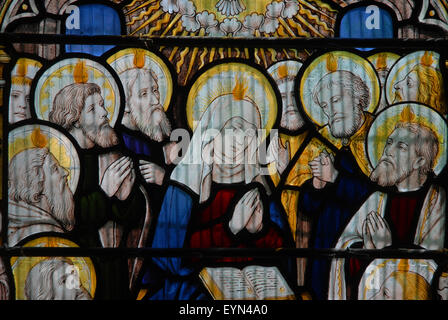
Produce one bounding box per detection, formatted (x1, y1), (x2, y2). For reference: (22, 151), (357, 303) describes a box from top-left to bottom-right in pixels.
(188, 188), (285, 263)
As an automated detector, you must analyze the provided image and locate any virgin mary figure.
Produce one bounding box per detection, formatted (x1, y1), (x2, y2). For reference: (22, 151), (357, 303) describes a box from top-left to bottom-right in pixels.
(140, 73), (294, 300)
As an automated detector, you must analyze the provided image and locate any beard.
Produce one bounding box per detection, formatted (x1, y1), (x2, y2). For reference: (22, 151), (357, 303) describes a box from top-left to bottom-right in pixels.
(280, 110), (305, 131)
(83, 122), (119, 148)
(45, 179), (75, 231)
(392, 89), (403, 104)
(130, 105), (172, 142)
(370, 158), (411, 187)
(328, 107), (363, 139)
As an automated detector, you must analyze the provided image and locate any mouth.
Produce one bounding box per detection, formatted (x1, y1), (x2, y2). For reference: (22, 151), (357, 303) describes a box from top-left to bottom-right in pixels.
(13, 112), (26, 119)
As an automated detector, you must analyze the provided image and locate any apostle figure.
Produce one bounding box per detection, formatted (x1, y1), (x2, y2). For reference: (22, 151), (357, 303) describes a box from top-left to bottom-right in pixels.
(48, 60), (148, 299)
(328, 104), (447, 300)
(298, 52), (379, 299)
(8, 58), (42, 124)
(8, 145), (75, 247)
(140, 73), (294, 300)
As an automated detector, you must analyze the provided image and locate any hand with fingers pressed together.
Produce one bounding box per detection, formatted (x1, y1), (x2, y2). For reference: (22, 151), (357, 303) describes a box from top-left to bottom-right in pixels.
(139, 160), (166, 186)
(362, 211), (392, 249)
(309, 149), (338, 189)
(100, 156), (135, 198)
(229, 188), (264, 235)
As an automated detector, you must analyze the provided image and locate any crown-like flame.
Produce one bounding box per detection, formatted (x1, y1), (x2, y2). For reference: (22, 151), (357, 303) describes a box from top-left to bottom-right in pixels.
(399, 105), (416, 123)
(277, 64), (289, 80)
(421, 51), (434, 67)
(73, 60), (89, 84)
(326, 53), (338, 73)
(376, 53), (388, 71)
(397, 259), (411, 272)
(31, 127), (48, 149)
(133, 49), (145, 69)
(16, 59), (28, 78)
(232, 75), (248, 101)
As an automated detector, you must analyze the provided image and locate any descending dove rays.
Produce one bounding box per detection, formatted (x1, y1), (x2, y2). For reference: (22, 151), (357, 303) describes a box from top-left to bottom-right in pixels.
(216, 0), (246, 16)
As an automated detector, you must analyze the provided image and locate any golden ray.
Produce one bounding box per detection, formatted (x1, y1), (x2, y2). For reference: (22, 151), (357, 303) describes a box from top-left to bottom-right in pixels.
(161, 19), (184, 50)
(298, 6), (334, 33)
(177, 47), (190, 74)
(227, 47), (232, 57)
(235, 47), (240, 58)
(282, 48), (291, 59)
(291, 48), (300, 60)
(254, 49), (262, 66)
(257, 48), (268, 68)
(298, 0), (336, 21)
(126, 2), (159, 26)
(169, 47), (179, 61)
(309, 0), (338, 13)
(285, 19), (310, 37)
(130, 8), (164, 35)
(295, 13), (324, 37)
(278, 17), (296, 37)
(268, 48), (278, 63)
(199, 47), (208, 70)
(218, 47), (225, 59)
(160, 13), (182, 36)
(209, 47), (216, 62)
(125, 0), (144, 10)
(184, 29), (205, 85)
(147, 12), (171, 36)
(125, 0), (157, 16)
(244, 48), (249, 59)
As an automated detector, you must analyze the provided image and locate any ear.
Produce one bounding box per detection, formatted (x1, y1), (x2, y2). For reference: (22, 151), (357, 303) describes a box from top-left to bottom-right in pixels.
(412, 156), (426, 171)
(201, 140), (214, 165)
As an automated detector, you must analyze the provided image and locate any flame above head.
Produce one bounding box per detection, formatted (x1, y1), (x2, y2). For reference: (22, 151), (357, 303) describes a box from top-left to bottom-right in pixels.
(277, 64), (289, 80)
(31, 127), (48, 149)
(73, 60), (89, 84)
(133, 49), (146, 69)
(420, 51), (434, 68)
(376, 53), (388, 71)
(232, 75), (248, 101)
(326, 53), (338, 73)
(399, 105), (416, 123)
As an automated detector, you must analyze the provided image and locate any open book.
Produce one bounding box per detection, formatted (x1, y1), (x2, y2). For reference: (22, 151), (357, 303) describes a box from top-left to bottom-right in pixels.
(199, 265), (296, 300)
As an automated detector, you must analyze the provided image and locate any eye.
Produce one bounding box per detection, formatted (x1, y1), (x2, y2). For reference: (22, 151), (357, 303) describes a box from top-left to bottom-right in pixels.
(399, 143), (408, 151)
(386, 139), (392, 145)
(331, 96), (340, 103)
(140, 90), (147, 97)
(87, 104), (94, 112)
(52, 166), (58, 173)
(321, 103), (328, 109)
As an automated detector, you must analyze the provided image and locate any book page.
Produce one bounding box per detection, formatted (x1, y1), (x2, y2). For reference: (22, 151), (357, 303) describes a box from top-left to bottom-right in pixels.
(199, 267), (257, 300)
(242, 266), (295, 300)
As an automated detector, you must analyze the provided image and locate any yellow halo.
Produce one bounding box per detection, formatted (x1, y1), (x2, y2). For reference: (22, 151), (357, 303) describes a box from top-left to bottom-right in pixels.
(10, 236), (96, 300)
(300, 51), (380, 127)
(106, 48), (173, 112)
(186, 62), (277, 138)
(34, 58), (120, 127)
(367, 103), (447, 175)
(8, 124), (80, 193)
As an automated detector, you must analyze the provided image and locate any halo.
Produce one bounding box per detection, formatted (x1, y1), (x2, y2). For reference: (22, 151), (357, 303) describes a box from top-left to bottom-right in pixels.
(358, 258), (437, 300)
(34, 58), (121, 126)
(8, 124), (80, 193)
(300, 51), (380, 127)
(367, 103), (447, 175)
(10, 236), (96, 300)
(106, 48), (173, 111)
(367, 52), (400, 81)
(186, 62), (277, 138)
(11, 58), (42, 80)
(267, 60), (303, 83)
(385, 51), (441, 107)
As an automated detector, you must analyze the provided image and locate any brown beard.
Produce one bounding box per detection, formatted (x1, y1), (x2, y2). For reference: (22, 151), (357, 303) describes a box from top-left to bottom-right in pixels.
(370, 159), (411, 187)
(130, 106), (172, 142)
(83, 123), (119, 148)
(393, 90), (403, 104)
(45, 179), (75, 231)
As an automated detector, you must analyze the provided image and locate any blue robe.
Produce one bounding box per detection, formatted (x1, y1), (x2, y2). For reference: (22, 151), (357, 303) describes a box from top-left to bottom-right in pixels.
(141, 183), (294, 300)
(299, 148), (374, 300)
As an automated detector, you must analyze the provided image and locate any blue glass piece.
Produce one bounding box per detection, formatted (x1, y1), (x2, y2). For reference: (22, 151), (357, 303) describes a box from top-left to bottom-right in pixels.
(339, 6), (394, 51)
(65, 4), (122, 56)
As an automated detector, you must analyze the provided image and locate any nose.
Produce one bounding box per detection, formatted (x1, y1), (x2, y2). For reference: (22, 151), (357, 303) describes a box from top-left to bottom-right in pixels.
(394, 79), (404, 90)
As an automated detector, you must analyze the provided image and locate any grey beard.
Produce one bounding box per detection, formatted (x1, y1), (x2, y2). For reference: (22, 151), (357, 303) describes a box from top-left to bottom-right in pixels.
(370, 161), (411, 187)
(131, 107), (172, 142)
(280, 112), (305, 131)
(46, 184), (75, 231)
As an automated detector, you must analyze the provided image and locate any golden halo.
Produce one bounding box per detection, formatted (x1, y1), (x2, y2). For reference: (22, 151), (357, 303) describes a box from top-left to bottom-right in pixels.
(8, 124), (80, 193)
(385, 51), (442, 108)
(186, 62), (277, 138)
(34, 58), (120, 126)
(367, 103), (447, 175)
(106, 48), (173, 111)
(300, 51), (380, 127)
(10, 236), (96, 300)
(358, 258), (437, 300)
